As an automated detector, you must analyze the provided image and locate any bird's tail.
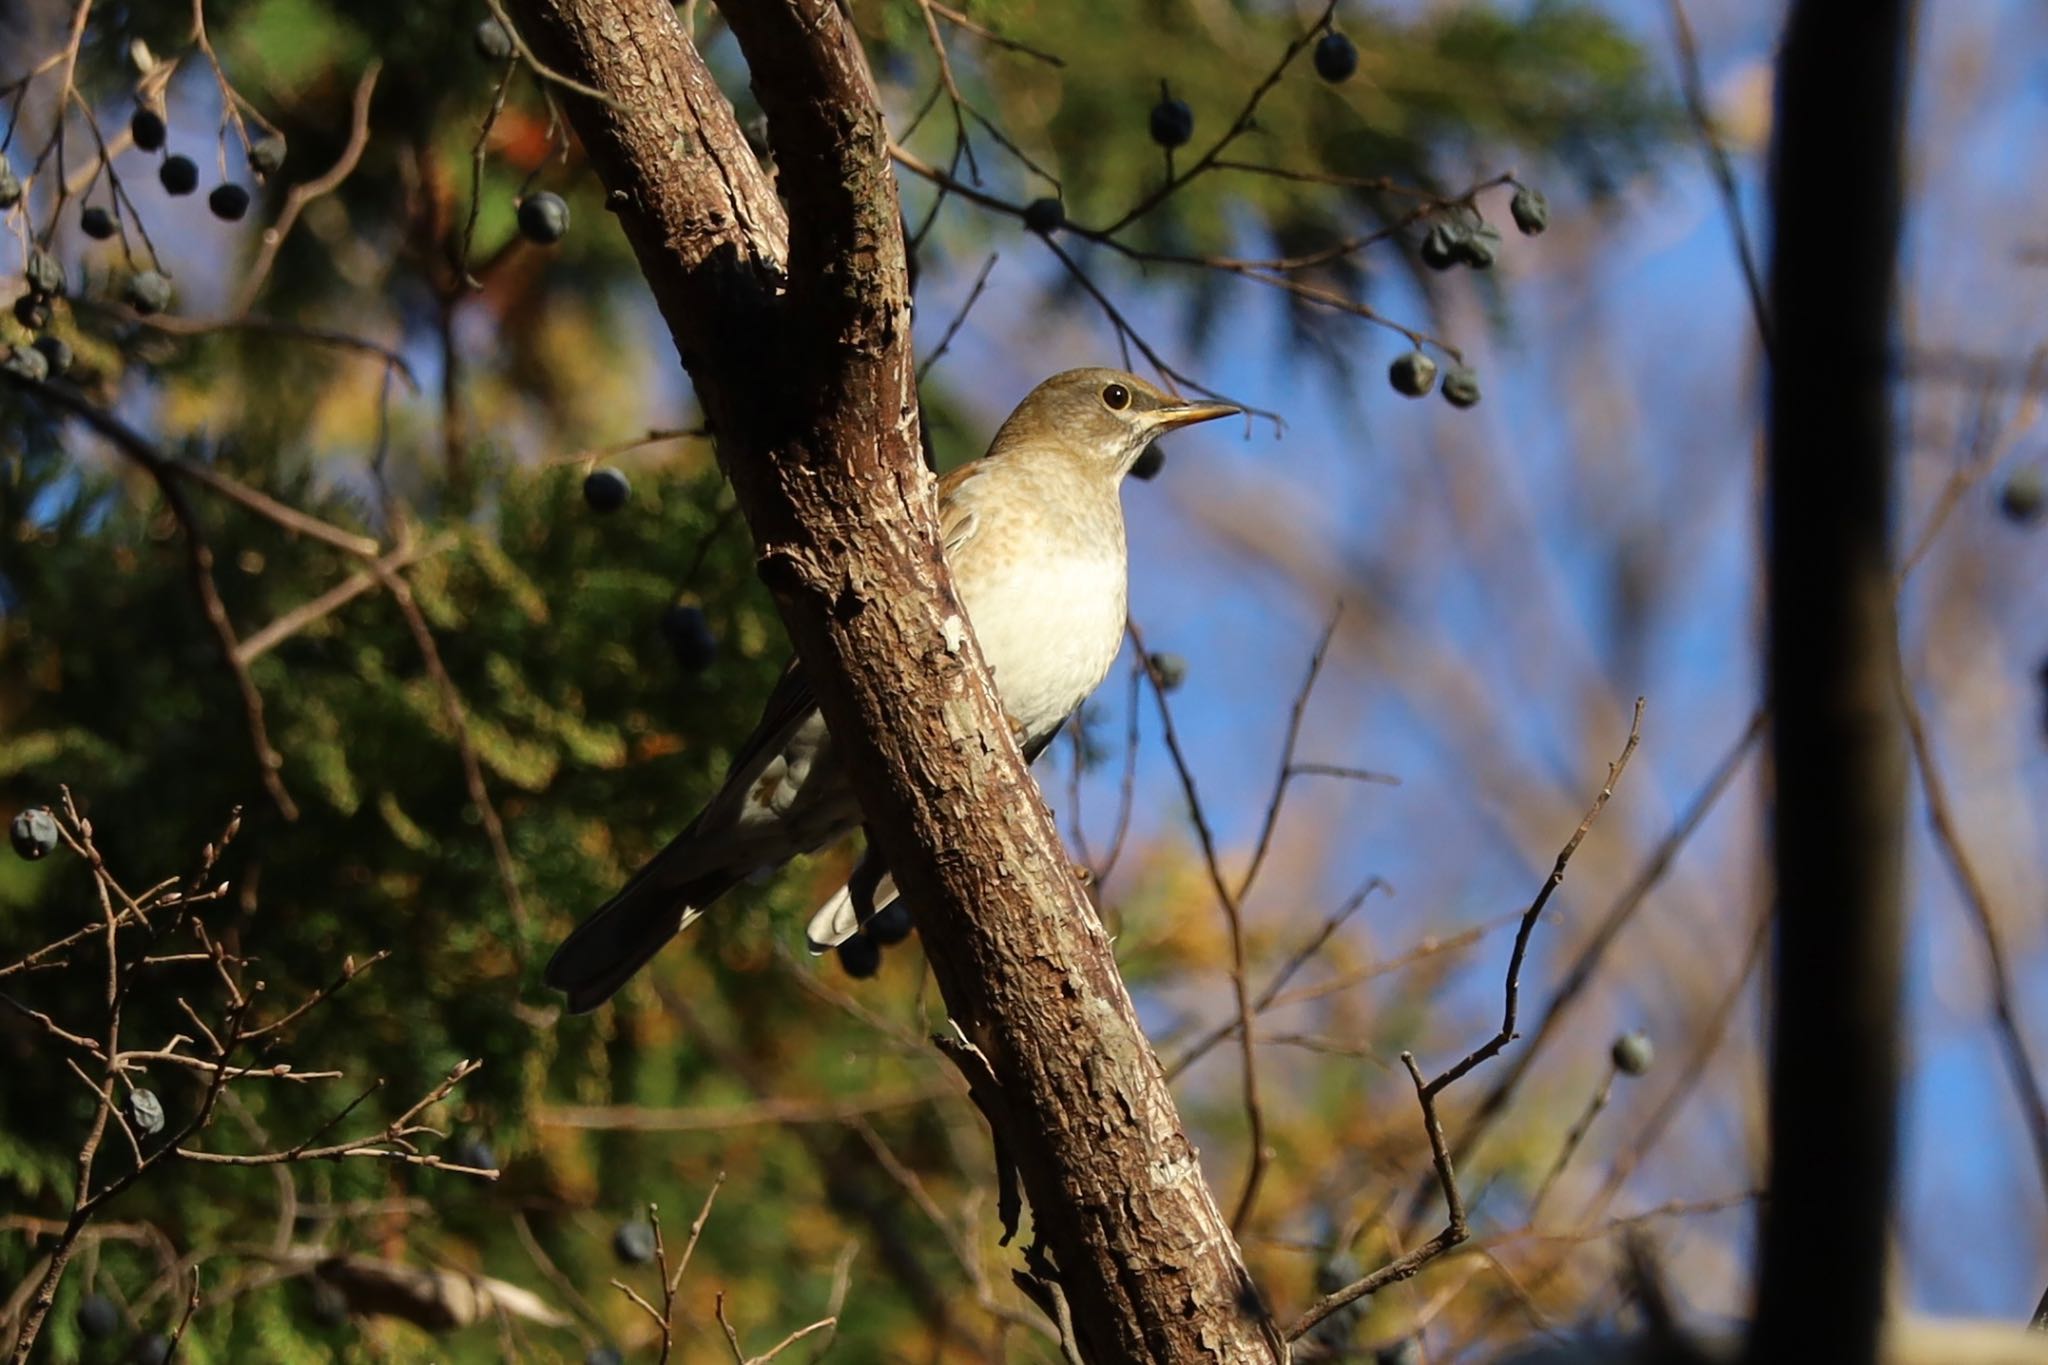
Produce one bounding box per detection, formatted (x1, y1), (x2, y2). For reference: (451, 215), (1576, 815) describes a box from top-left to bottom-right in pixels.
(804, 871), (901, 952)
(544, 855), (741, 1014)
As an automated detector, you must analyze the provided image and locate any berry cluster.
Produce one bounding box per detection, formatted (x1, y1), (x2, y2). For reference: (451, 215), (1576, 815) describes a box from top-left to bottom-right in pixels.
(125, 103), (282, 228)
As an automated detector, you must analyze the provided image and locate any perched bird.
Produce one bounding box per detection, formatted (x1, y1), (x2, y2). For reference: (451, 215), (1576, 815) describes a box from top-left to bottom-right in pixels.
(545, 369), (1239, 1012)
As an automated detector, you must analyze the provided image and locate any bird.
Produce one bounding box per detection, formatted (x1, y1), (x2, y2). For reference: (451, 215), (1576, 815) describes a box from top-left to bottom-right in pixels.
(544, 368), (1240, 1012)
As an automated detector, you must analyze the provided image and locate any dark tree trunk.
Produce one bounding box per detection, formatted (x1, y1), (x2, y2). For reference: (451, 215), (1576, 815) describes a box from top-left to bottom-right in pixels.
(498, 1), (1284, 1359)
(1751, 2), (1912, 1361)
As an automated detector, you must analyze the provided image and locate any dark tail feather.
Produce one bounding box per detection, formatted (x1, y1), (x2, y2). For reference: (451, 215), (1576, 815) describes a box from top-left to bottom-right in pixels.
(545, 865), (742, 1014)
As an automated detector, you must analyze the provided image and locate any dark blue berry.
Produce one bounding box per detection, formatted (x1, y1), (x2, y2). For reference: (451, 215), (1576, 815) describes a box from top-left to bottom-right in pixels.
(1149, 93), (1193, 149)
(1314, 32), (1358, 83)
(10, 809), (58, 860)
(1022, 198), (1064, 234)
(208, 184), (251, 222)
(1510, 186), (1549, 236)
(518, 192), (570, 245)
(1389, 351), (1437, 398)
(612, 1219), (656, 1265)
(660, 604), (717, 673)
(866, 901), (914, 946)
(583, 467), (630, 513)
(78, 1293), (119, 1340)
(159, 155), (198, 196)
(836, 934), (881, 979)
(130, 108), (167, 152)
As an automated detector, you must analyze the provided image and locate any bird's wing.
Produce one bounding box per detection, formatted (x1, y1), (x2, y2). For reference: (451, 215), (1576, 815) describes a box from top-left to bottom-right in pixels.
(937, 459), (986, 558)
(711, 459), (988, 814)
(694, 657), (822, 831)
(729, 659), (816, 779)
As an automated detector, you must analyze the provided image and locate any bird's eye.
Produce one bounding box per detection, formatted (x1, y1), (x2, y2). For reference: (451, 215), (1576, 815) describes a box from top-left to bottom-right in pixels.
(1101, 383), (1131, 411)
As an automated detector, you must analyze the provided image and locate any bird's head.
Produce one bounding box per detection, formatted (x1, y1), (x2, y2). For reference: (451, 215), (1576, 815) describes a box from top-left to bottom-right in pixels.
(987, 368), (1240, 480)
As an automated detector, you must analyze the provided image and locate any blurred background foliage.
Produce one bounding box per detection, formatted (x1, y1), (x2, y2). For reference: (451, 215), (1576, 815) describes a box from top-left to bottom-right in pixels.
(0, 0), (1681, 1360)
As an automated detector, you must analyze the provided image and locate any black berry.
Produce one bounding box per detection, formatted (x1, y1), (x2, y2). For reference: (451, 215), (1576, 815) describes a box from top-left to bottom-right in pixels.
(586, 1348), (624, 1365)
(1149, 92), (1193, 149)
(1314, 31), (1359, 83)
(1388, 350), (1437, 398)
(583, 467), (630, 513)
(81, 205), (117, 239)
(659, 604), (718, 673)
(1441, 365), (1481, 408)
(33, 334), (73, 376)
(1455, 222), (1502, 269)
(836, 933), (881, 979)
(123, 270), (174, 316)
(130, 107), (167, 152)
(1129, 443), (1164, 481)
(866, 901), (914, 947)
(1510, 186), (1549, 236)
(475, 18), (516, 61)
(159, 154), (198, 196)
(12, 294), (49, 331)
(612, 1219), (656, 1265)
(25, 249), (64, 297)
(1611, 1030), (1655, 1076)
(10, 808), (58, 859)
(1148, 652), (1188, 692)
(3, 344), (49, 382)
(79, 1294), (120, 1340)
(130, 1332), (173, 1365)
(125, 1088), (166, 1136)
(208, 184), (251, 221)
(248, 135), (287, 177)
(1022, 197), (1064, 234)
(1420, 221), (1463, 271)
(1999, 469), (2045, 525)
(517, 191), (570, 245)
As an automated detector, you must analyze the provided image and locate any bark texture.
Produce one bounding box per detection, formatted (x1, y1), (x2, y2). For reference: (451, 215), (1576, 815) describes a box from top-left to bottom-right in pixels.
(499, 1), (1282, 1359)
(1750, 2), (1911, 1362)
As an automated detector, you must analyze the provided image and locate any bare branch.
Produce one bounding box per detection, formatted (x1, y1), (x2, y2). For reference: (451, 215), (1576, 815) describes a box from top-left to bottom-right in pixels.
(1421, 700), (1645, 1101)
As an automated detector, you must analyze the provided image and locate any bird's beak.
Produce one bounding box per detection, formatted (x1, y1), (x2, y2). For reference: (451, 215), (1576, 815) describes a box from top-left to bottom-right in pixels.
(1148, 399), (1242, 432)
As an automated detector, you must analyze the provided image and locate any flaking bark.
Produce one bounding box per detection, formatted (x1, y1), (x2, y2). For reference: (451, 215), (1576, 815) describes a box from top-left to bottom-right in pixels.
(500, 1), (1284, 1359)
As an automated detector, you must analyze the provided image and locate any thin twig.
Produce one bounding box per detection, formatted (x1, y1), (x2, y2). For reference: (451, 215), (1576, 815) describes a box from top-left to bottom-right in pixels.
(923, 1), (1063, 66)
(1665, 0), (1773, 360)
(1285, 1052), (1467, 1340)
(229, 62), (381, 315)
(1129, 620), (1269, 1232)
(1237, 604), (1344, 901)
(1895, 654), (2048, 1199)
(1165, 874), (1388, 1079)
(1101, 0), (1343, 234)
(1421, 699), (1645, 1101)
(1414, 707), (1761, 1214)
(237, 540), (448, 665)
(370, 560), (529, 936)
(1526, 1062), (1617, 1223)
(917, 252), (998, 381)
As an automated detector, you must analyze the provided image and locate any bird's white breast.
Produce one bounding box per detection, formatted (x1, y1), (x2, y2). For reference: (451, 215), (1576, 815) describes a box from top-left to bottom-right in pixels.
(954, 529), (1128, 748)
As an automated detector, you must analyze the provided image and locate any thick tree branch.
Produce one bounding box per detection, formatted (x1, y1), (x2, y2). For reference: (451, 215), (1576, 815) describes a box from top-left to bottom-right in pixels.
(500, 1), (1281, 1358)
